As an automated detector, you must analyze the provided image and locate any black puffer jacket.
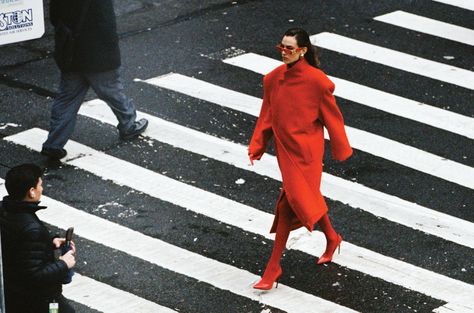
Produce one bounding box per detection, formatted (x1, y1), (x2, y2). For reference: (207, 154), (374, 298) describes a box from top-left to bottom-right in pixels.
(50, 0), (121, 73)
(0, 196), (68, 301)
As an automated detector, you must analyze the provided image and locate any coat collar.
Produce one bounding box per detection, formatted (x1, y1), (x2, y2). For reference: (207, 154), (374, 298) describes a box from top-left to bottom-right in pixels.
(280, 58), (311, 80)
(1, 195), (46, 214)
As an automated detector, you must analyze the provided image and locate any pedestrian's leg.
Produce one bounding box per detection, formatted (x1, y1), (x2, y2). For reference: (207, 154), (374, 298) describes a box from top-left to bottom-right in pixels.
(254, 193), (292, 290)
(316, 213), (342, 264)
(267, 197), (292, 269)
(43, 72), (89, 150)
(86, 69), (137, 134)
(317, 213), (338, 242)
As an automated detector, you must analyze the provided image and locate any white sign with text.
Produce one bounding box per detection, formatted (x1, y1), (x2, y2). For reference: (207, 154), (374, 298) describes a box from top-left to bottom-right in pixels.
(0, 0), (44, 46)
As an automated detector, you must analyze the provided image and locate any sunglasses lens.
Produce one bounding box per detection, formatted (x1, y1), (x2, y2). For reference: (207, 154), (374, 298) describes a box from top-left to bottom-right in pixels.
(276, 45), (290, 54)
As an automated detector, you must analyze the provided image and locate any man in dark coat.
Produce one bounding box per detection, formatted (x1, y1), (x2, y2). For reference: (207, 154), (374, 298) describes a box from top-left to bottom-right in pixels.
(42, 0), (148, 159)
(0, 164), (76, 312)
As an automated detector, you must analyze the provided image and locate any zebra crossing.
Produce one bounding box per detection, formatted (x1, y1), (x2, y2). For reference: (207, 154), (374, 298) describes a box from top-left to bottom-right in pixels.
(1, 1), (473, 312)
(77, 99), (474, 248)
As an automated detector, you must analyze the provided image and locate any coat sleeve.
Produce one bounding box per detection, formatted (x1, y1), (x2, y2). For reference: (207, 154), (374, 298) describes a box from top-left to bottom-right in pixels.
(248, 76), (274, 159)
(19, 227), (68, 287)
(319, 81), (353, 161)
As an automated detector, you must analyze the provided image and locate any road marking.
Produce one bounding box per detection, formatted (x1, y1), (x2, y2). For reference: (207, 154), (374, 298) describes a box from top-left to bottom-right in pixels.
(79, 99), (474, 249)
(136, 73), (261, 116)
(140, 73), (474, 189)
(433, 302), (474, 313)
(374, 10), (474, 45)
(0, 177), (357, 313)
(65, 274), (177, 313)
(310, 32), (474, 90)
(4, 128), (474, 310)
(223, 53), (474, 139)
(432, 0), (474, 10)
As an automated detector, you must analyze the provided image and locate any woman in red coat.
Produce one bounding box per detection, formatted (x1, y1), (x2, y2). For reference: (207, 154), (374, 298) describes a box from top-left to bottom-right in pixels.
(249, 28), (353, 290)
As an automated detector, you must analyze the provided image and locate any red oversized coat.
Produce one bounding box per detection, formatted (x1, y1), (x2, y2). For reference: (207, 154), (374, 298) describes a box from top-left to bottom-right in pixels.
(249, 58), (353, 233)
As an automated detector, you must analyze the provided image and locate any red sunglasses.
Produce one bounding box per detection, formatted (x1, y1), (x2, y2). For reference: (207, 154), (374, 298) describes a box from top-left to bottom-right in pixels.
(275, 43), (302, 55)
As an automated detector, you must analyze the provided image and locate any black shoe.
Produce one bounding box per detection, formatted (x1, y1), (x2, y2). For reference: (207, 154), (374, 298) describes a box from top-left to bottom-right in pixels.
(120, 118), (148, 140)
(41, 147), (67, 159)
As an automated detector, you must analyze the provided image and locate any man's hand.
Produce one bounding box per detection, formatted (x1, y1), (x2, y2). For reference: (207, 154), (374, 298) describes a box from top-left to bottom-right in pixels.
(60, 250), (76, 269)
(53, 238), (76, 252)
(52, 237), (65, 248)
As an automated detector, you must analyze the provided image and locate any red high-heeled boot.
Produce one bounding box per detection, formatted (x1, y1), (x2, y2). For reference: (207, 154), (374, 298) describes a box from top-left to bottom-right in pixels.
(254, 197), (291, 290)
(253, 265), (283, 290)
(317, 213), (342, 265)
(316, 233), (342, 264)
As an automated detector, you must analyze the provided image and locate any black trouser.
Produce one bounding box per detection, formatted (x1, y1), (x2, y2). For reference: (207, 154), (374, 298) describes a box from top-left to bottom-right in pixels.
(6, 294), (75, 313)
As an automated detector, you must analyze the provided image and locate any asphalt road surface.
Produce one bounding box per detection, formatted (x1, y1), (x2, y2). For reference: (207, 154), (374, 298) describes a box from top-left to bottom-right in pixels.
(0, 1), (473, 312)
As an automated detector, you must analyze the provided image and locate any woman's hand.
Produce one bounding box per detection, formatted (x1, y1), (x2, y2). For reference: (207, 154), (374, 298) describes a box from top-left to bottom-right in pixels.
(249, 153), (260, 166)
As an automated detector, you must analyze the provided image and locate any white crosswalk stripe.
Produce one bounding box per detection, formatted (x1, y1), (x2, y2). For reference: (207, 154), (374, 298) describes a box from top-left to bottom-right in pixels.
(374, 10), (474, 45)
(432, 0), (474, 10)
(64, 274), (178, 313)
(140, 72), (474, 189)
(310, 32), (474, 90)
(4, 128), (474, 312)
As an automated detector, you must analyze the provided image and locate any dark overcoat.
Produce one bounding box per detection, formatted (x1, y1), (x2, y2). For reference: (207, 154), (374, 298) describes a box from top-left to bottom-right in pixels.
(50, 0), (121, 72)
(249, 59), (353, 232)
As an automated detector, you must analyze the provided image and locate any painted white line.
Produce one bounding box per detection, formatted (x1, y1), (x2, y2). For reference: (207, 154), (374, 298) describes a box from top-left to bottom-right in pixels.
(223, 53), (474, 139)
(374, 10), (474, 46)
(433, 0), (474, 11)
(65, 274), (177, 313)
(79, 99), (474, 250)
(2, 131), (358, 313)
(140, 72), (474, 189)
(4, 128), (474, 310)
(138, 73), (261, 116)
(433, 302), (474, 313)
(310, 32), (474, 90)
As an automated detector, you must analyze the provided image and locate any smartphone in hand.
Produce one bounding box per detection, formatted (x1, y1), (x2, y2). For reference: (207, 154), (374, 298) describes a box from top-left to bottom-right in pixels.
(64, 227), (74, 253)
(62, 227), (75, 284)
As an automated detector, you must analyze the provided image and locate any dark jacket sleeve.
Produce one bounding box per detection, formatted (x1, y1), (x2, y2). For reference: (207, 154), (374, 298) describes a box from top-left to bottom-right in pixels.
(18, 227), (68, 286)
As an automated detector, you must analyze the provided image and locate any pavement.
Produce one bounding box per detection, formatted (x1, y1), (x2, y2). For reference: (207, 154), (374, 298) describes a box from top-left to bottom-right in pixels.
(0, 1), (473, 312)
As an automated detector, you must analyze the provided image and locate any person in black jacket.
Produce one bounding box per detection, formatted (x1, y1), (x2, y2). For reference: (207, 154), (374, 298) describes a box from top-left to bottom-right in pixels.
(0, 164), (76, 313)
(42, 0), (148, 160)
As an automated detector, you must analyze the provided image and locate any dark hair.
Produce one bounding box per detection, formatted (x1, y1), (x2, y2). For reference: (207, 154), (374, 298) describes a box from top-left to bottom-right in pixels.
(284, 28), (321, 68)
(5, 164), (43, 200)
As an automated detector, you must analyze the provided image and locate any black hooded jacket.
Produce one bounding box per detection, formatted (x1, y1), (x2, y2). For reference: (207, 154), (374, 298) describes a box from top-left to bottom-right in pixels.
(0, 196), (68, 301)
